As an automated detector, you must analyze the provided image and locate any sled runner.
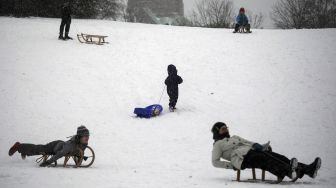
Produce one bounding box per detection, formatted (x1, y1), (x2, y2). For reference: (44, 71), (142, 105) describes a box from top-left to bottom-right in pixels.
(234, 168), (299, 184)
(36, 146), (95, 168)
(77, 33), (108, 45)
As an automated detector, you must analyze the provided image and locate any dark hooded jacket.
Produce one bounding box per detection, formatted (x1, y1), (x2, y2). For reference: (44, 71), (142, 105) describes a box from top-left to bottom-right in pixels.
(165, 65), (183, 97)
(46, 136), (87, 164)
(61, 4), (72, 21)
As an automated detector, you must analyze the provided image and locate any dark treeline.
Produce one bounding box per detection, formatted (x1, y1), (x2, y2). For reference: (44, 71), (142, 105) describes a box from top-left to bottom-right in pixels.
(0, 0), (123, 19)
(272, 0), (336, 29)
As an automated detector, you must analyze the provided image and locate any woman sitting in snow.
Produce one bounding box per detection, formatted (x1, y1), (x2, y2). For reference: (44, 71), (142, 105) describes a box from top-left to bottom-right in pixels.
(211, 122), (321, 183)
(8, 126), (90, 167)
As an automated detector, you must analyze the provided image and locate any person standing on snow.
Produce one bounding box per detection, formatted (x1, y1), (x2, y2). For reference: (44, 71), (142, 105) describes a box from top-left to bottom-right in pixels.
(8, 126), (90, 167)
(59, 2), (73, 40)
(233, 8), (251, 33)
(165, 64), (183, 112)
(211, 122), (321, 183)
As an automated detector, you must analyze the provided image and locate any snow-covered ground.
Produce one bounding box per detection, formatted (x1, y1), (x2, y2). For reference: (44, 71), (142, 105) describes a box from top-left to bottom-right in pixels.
(0, 17), (335, 188)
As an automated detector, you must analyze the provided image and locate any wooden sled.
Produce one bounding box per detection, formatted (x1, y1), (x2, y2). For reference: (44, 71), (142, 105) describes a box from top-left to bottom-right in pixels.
(77, 33), (108, 45)
(232, 147), (299, 184)
(36, 146), (95, 168)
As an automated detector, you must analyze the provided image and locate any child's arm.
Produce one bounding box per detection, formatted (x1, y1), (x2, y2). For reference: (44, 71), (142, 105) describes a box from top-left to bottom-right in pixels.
(178, 76), (183, 84)
(164, 77), (169, 85)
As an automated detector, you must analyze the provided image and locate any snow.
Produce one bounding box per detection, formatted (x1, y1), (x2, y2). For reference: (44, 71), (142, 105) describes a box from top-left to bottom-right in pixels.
(0, 17), (336, 188)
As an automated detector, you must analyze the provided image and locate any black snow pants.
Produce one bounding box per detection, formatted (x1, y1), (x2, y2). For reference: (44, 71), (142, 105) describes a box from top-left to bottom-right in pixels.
(18, 140), (64, 156)
(241, 150), (293, 178)
(167, 89), (178, 108)
(242, 150), (313, 179)
(59, 18), (71, 36)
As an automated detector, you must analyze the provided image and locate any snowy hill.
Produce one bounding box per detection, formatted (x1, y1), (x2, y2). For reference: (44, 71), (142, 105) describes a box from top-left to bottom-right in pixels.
(0, 17), (335, 188)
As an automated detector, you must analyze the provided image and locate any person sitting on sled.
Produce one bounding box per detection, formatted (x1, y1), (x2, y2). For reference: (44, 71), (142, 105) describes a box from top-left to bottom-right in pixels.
(8, 125), (90, 167)
(165, 64), (183, 112)
(233, 8), (251, 33)
(59, 2), (73, 40)
(211, 122), (321, 182)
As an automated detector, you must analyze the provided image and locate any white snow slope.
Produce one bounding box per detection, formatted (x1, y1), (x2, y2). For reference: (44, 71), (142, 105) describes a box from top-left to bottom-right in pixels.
(0, 17), (336, 188)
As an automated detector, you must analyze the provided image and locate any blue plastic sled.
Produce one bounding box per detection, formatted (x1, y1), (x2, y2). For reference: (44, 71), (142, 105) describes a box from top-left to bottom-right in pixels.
(134, 104), (163, 118)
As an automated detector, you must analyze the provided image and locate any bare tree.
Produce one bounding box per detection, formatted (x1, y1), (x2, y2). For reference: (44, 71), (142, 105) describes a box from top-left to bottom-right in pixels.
(191, 0), (234, 28)
(271, 0), (336, 29)
(96, 0), (123, 20)
(119, 0), (129, 21)
(246, 11), (264, 29)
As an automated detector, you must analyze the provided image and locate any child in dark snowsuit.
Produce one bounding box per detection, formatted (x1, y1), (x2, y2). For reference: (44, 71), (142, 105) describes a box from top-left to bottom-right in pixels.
(59, 3), (72, 40)
(165, 65), (183, 112)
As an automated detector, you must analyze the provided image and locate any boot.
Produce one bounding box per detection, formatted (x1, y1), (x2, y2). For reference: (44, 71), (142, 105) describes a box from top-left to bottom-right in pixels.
(246, 26), (252, 33)
(8, 142), (21, 156)
(307, 157), (322, 178)
(296, 163), (309, 179)
(58, 35), (64, 40)
(233, 24), (239, 33)
(169, 106), (174, 112)
(64, 32), (73, 40)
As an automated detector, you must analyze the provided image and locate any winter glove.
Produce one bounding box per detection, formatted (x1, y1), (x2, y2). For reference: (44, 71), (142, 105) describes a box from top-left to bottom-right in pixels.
(252, 143), (263, 151)
(252, 141), (271, 152)
(39, 160), (52, 167)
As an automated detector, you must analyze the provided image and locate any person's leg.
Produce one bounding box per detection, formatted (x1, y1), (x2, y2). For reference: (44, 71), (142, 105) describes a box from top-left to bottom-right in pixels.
(242, 150), (292, 179)
(64, 19), (72, 39)
(169, 96), (175, 108)
(297, 158), (322, 179)
(297, 163), (310, 178)
(59, 19), (66, 38)
(17, 144), (47, 156)
(265, 151), (291, 164)
(245, 24), (251, 32)
(169, 95), (178, 109)
(267, 151), (320, 179)
(234, 24), (240, 32)
(17, 140), (63, 157)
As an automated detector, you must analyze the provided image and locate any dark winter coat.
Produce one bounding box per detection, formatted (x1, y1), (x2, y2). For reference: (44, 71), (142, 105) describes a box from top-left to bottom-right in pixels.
(165, 65), (183, 98)
(61, 5), (72, 21)
(47, 136), (87, 164)
(236, 13), (249, 25)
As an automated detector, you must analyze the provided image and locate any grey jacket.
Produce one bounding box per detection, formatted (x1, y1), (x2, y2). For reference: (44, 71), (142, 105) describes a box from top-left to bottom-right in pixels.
(47, 136), (86, 163)
(212, 135), (255, 170)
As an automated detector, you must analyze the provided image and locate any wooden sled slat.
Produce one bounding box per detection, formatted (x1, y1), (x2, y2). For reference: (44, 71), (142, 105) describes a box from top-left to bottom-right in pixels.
(38, 146), (95, 168)
(77, 33), (108, 45)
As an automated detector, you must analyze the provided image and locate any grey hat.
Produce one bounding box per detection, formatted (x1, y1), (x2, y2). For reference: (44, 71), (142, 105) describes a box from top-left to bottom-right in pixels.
(77, 125), (90, 137)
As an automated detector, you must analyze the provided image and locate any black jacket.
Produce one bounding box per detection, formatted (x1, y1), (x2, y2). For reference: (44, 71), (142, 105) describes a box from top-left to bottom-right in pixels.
(165, 65), (183, 96)
(47, 136), (86, 164)
(61, 5), (72, 20)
